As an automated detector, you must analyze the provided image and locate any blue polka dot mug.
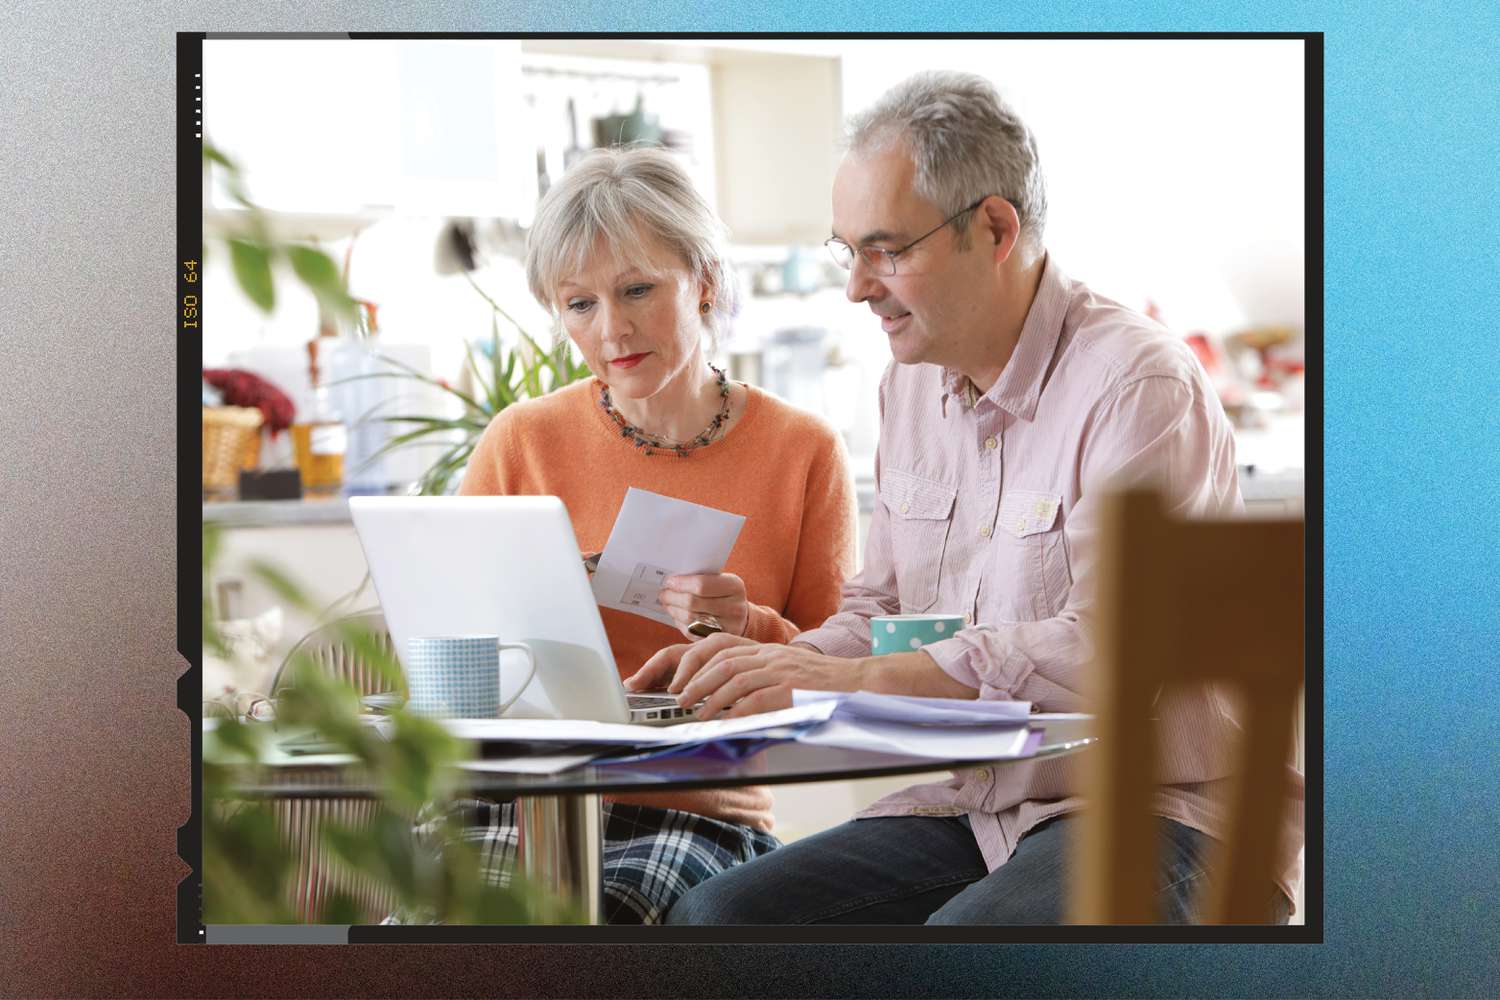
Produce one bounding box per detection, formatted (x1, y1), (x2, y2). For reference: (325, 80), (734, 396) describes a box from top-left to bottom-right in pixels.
(405, 635), (537, 718)
(869, 614), (965, 656)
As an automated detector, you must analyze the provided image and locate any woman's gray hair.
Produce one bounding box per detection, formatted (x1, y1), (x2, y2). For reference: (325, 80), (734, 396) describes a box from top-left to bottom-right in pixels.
(525, 146), (740, 352)
(846, 71), (1047, 256)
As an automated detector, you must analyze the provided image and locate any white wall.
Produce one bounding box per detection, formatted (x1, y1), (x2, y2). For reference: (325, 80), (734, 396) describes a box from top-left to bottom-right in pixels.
(839, 39), (1306, 335)
(201, 38), (1307, 476)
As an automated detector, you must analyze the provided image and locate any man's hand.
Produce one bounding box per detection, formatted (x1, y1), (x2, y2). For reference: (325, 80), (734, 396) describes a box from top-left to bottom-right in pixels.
(676, 642), (864, 720)
(627, 637), (977, 717)
(656, 572), (751, 638)
(624, 632), (758, 693)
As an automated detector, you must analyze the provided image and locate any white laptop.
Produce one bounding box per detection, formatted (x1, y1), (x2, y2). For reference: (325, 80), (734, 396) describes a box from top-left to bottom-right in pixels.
(348, 495), (696, 726)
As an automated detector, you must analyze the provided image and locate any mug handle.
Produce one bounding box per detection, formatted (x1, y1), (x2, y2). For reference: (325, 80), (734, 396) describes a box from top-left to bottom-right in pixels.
(494, 640), (537, 716)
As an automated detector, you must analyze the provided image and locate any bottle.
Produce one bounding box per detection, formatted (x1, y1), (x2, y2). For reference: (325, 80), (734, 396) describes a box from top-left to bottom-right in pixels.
(290, 338), (346, 498)
(334, 301), (391, 496)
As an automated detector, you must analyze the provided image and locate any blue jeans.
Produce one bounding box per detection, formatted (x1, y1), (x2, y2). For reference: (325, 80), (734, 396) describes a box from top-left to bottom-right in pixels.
(666, 813), (1291, 925)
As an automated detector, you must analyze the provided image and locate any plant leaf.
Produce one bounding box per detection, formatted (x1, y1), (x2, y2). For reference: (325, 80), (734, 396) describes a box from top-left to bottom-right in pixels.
(202, 143), (237, 171)
(416, 441), (474, 496)
(203, 803), (296, 923)
(245, 559), (314, 611)
(463, 338), (492, 403)
(516, 332), (543, 399)
(367, 352), (488, 416)
(287, 245), (356, 320)
(475, 313), (519, 412)
(366, 423), (465, 457)
(464, 271), (536, 341)
(378, 414), (489, 432)
(228, 238), (275, 312)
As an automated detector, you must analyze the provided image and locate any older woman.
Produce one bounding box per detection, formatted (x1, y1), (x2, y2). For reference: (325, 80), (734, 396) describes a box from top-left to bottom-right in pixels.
(453, 147), (857, 924)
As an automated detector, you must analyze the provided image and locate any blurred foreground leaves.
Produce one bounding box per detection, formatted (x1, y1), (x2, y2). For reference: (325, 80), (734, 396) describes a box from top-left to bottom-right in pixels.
(202, 523), (581, 924)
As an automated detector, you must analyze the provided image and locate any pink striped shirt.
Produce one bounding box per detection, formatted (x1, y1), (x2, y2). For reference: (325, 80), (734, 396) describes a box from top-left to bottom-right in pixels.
(796, 255), (1304, 909)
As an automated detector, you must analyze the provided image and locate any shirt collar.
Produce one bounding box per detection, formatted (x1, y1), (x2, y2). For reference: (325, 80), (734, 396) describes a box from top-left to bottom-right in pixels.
(940, 253), (1069, 422)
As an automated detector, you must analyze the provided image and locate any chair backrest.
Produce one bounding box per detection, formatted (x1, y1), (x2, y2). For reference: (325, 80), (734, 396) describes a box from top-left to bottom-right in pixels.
(270, 611), (396, 698)
(1071, 489), (1304, 924)
(267, 610), (398, 922)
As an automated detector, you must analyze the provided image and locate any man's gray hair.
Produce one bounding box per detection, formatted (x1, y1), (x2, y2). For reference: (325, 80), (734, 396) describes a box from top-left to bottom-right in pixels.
(846, 71), (1047, 254)
(525, 146), (739, 351)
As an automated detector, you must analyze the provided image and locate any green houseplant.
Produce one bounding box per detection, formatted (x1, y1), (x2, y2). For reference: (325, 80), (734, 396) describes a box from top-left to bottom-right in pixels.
(202, 143), (357, 322)
(202, 527), (580, 924)
(343, 275), (592, 495)
(201, 149), (580, 922)
(205, 140), (592, 496)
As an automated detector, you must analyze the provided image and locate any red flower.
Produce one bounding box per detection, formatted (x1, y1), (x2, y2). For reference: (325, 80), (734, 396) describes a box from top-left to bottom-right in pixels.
(203, 368), (296, 437)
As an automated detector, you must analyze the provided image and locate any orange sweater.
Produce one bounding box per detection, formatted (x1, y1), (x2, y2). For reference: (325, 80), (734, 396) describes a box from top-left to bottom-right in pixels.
(460, 379), (857, 832)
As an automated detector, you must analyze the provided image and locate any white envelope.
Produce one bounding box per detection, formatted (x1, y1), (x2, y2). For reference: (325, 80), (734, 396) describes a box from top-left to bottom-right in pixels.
(590, 487), (746, 627)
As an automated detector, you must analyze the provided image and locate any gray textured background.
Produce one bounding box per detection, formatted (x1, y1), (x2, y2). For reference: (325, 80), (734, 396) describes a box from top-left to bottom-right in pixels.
(1, 1), (182, 990)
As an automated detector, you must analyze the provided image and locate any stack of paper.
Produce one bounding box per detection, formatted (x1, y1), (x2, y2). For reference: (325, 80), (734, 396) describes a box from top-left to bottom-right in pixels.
(442, 701), (837, 748)
(785, 690), (1038, 759)
(438, 703), (840, 773)
(794, 718), (1038, 759)
(792, 690), (1033, 725)
(273, 693), (1061, 773)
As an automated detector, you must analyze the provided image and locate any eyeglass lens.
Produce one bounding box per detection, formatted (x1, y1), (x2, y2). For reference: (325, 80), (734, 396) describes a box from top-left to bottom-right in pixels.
(825, 241), (894, 276)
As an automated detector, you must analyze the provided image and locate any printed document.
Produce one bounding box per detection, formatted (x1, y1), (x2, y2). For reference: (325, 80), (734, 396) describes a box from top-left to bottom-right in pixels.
(441, 700), (838, 747)
(591, 487), (746, 627)
(795, 718), (1038, 759)
(792, 689), (1034, 725)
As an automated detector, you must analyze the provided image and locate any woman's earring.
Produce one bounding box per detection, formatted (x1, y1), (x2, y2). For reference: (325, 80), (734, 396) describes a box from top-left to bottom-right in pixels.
(700, 301), (712, 315)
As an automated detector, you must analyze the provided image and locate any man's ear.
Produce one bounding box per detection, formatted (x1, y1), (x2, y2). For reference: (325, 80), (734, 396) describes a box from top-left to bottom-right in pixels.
(980, 196), (1022, 265)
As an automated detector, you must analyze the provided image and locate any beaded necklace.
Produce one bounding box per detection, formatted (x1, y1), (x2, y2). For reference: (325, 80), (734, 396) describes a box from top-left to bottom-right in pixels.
(599, 364), (732, 458)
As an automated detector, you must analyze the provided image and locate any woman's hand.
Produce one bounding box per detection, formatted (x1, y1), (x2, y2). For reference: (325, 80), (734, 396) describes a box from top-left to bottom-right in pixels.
(657, 572), (751, 639)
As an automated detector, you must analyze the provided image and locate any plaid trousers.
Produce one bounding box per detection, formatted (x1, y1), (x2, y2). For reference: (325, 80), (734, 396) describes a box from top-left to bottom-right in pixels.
(398, 799), (781, 925)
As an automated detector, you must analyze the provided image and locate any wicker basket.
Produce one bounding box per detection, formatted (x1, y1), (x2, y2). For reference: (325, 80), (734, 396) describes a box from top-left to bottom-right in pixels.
(203, 406), (264, 497)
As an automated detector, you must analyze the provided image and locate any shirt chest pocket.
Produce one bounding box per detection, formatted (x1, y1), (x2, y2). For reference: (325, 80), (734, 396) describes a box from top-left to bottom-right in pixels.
(992, 489), (1071, 622)
(879, 468), (958, 613)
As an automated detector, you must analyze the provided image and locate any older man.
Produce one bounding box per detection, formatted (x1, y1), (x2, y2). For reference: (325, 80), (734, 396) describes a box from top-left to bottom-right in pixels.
(629, 71), (1302, 925)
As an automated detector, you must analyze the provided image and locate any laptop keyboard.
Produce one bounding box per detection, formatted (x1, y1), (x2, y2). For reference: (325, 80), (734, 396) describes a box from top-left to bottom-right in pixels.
(628, 692), (699, 721)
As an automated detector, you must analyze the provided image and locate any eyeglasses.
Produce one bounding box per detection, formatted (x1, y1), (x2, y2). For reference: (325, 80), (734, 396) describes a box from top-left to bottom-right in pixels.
(825, 197), (989, 277)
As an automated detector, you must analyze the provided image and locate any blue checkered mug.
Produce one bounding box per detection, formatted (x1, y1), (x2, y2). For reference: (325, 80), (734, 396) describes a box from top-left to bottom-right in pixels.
(405, 635), (537, 718)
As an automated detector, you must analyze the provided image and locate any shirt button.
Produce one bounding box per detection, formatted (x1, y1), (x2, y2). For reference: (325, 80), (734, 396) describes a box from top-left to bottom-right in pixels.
(979, 526), (991, 538)
(985, 437), (998, 450)
(962, 613), (972, 625)
(900, 501), (910, 514)
(974, 768), (991, 782)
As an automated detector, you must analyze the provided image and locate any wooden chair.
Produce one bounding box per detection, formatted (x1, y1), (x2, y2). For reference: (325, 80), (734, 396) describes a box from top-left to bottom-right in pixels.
(1071, 489), (1304, 924)
(269, 610), (396, 700)
(269, 612), (399, 923)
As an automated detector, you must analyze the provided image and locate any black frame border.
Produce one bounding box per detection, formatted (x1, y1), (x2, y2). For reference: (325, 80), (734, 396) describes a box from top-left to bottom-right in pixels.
(176, 29), (1323, 946)
(177, 30), (207, 945)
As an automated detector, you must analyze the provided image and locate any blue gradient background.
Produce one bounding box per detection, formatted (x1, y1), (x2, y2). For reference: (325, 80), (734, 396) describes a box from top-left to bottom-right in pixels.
(2, 2), (1496, 996)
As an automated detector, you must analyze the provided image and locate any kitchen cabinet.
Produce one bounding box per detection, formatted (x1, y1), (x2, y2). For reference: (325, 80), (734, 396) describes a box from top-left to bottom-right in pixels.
(519, 39), (842, 247)
(206, 37), (841, 248)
